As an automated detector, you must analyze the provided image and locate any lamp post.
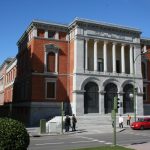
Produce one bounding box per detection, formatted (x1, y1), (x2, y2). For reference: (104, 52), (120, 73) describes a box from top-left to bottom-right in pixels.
(129, 92), (134, 120)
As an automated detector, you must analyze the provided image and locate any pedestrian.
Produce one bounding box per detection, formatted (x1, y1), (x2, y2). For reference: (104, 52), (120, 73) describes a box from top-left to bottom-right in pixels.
(72, 114), (77, 131)
(127, 114), (131, 126)
(65, 115), (71, 132)
(119, 115), (123, 128)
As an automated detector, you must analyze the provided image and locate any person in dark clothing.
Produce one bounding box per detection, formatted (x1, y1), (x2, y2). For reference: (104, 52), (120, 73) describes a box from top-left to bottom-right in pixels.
(65, 115), (71, 132)
(72, 114), (77, 131)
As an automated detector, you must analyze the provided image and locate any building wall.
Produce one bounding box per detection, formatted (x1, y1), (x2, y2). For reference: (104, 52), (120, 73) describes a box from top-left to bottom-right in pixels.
(4, 59), (17, 103)
(30, 38), (68, 102)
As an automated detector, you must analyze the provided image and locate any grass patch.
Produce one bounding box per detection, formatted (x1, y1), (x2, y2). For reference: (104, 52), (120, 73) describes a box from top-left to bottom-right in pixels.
(72, 145), (133, 150)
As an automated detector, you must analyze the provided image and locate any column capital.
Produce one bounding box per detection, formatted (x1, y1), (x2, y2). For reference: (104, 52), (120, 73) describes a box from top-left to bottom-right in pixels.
(94, 39), (99, 42)
(85, 38), (89, 42)
(104, 41), (108, 44)
(121, 43), (126, 46)
(112, 42), (117, 45)
(130, 44), (134, 48)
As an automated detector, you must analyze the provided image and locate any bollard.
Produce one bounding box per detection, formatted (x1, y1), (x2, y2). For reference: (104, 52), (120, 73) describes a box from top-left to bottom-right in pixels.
(40, 119), (46, 134)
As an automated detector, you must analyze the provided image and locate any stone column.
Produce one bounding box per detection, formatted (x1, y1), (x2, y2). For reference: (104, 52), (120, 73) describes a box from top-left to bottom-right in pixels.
(44, 51), (47, 72)
(33, 28), (37, 37)
(94, 40), (98, 71)
(103, 41), (108, 72)
(130, 45), (134, 74)
(44, 30), (48, 38)
(121, 44), (125, 74)
(112, 42), (116, 73)
(85, 39), (89, 70)
(99, 92), (105, 114)
(55, 32), (59, 39)
(143, 45), (147, 53)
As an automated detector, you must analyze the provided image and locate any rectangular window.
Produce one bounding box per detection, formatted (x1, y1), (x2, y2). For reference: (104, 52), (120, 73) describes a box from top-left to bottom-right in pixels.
(98, 58), (103, 72)
(48, 31), (55, 38)
(59, 32), (66, 40)
(47, 82), (56, 99)
(37, 29), (45, 37)
(116, 60), (121, 73)
(143, 86), (147, 101)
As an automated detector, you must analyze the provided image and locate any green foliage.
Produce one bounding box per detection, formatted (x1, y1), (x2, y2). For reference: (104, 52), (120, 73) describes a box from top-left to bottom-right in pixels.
(0, 118), (30, 150)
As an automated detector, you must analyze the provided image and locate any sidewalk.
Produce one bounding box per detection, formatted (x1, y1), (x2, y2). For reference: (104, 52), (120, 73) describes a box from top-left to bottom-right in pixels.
(26, 125), (126, 137)
(125, 142), (150, 150)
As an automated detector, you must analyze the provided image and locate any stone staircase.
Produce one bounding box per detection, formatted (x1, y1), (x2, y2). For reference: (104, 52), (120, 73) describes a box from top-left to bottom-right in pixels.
(75, 114), (133, 134)
(76, 114), (113, 133)
(45, 114), (142, 134)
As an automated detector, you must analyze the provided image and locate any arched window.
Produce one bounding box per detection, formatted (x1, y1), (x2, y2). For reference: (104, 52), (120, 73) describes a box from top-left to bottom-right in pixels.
(44, 44), (59, 73)
(47, 52), (55, 72)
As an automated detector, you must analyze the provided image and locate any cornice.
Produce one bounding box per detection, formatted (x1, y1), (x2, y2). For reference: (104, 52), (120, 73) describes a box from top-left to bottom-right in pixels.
(141, 38), (150, 45)
(76, 35), (141, 46)
(69, 17), (141, 35)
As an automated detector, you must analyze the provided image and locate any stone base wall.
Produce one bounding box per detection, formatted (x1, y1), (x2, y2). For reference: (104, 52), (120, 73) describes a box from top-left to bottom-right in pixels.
(144, 104), (150, 115)
(0, 102), (72, 127)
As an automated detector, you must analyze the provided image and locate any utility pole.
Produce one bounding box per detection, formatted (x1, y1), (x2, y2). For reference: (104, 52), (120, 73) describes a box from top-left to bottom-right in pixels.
(112, 109), (116, 146)
(112, 96), (120, 146)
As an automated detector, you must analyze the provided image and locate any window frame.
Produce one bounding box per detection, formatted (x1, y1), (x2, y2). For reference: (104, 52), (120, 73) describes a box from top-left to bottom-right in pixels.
(45, 78), (57, 100)
(44, 44), (59, 74)
(97, 58), (103, 72)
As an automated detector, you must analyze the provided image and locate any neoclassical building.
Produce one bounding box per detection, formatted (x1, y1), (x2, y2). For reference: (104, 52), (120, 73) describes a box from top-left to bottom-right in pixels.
(0, 18), (150, 126)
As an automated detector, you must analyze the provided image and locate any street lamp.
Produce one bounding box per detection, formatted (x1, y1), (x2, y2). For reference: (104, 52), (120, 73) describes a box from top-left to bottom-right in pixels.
(129, 93), (134, 119)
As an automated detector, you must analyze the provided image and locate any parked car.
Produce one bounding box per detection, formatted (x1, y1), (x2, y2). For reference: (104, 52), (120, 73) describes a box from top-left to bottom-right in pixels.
(131, 117), (150, 130)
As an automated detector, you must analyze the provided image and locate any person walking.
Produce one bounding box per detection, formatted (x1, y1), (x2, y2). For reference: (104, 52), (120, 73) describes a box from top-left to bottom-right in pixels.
(127, 114), (131, 125)
(65, 115), (71, 132)
(72, 114), (77, 131)
(119, 115), (124, 128)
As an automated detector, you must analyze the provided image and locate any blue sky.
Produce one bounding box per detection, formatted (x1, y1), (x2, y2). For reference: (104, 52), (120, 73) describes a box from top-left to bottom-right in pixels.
(0, 0), (150, 65)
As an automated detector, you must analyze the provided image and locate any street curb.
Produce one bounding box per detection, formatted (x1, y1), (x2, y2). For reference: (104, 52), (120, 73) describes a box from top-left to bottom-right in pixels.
(30, 131), (77, 137)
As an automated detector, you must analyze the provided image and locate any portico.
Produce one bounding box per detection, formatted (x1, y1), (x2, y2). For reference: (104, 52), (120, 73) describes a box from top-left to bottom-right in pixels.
(84, 39), (134, 75)
(71, 18), (144, 116)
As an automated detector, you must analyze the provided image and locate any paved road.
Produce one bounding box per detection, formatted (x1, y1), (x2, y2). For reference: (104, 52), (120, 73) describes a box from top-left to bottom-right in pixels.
(28, 128), (150, 150)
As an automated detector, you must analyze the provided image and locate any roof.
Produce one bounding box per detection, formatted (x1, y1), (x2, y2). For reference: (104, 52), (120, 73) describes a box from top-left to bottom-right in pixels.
(17, 17), (143, 45)
(6, 57), (17, 69)
(0, 57), (14, 70)
(141, 37), (150, 45)
(17, 19), (68, 45)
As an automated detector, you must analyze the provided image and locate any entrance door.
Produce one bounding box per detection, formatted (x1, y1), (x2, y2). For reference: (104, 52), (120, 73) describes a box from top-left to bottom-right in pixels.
(104, 83), (117, 113)
(84, 82), (99, 114)
(123, 84), (134, 113)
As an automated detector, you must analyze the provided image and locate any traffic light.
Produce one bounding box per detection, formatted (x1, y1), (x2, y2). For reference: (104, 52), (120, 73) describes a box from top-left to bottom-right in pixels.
(114, 96), (120, 110)
(117, 98), (120, 109)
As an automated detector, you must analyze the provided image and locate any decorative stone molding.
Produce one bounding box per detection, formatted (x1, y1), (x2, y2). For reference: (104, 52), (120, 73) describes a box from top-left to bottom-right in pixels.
(44, 44), (59, 73)
(99, 90), (106, 94)
(72, 90), (85, 94)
